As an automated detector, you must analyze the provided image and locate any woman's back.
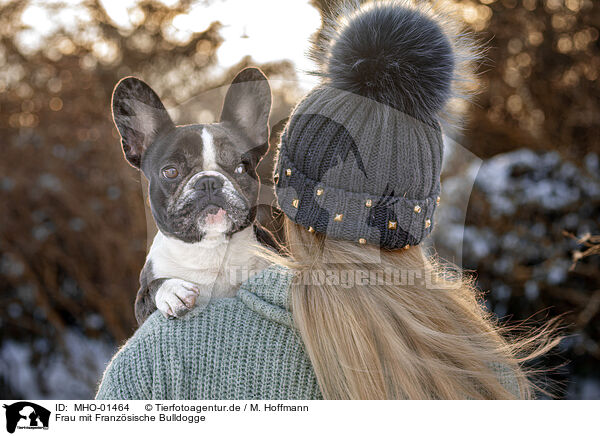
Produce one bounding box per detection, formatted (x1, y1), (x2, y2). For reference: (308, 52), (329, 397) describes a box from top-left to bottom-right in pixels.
(97, 264), (526, 400)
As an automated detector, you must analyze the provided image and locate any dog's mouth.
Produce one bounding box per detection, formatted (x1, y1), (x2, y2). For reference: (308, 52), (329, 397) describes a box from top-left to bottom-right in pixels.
(197, 202), (251, 234)
(165, 186), (252, 242)
(202, 205), (228, 226)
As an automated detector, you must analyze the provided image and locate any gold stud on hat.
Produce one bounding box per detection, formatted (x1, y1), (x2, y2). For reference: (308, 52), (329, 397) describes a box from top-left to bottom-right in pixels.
(286, 168), (292, 176)
(388, 221), (397, 230)
(334, 213), (343, 222)
(414, 205), (421, 213)
(365, 199), (372, 207)
(316, 188), (323, 196)
(358, 238), (367, 244)
(292, 199), (299, 208)
(425, 219), (431, 228)
(308, 226), (315, 233)
(403, 244), (410, 250)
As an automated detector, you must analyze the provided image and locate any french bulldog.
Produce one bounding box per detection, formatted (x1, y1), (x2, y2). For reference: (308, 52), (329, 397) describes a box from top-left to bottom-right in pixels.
(111, 68), (274, 325)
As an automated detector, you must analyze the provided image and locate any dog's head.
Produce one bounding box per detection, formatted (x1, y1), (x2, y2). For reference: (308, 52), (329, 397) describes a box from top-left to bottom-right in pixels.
(111, 68), (271, 243)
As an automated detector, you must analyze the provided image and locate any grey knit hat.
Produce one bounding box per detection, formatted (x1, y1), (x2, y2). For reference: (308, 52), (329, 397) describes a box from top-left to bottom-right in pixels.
(275, 2), (459, 249)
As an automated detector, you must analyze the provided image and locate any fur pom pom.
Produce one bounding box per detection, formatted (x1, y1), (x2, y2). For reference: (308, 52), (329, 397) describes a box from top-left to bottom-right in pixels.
(311, 1), (479, 124)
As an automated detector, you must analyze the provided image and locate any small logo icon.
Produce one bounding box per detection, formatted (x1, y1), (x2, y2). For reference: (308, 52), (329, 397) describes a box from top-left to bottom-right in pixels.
(3, 402), (50, 434)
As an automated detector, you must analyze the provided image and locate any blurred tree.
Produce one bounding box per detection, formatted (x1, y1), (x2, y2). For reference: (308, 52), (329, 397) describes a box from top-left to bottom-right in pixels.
(0, 0), (297, 398)
(463, 0), (599, 159)
(454, 0), (600, 399)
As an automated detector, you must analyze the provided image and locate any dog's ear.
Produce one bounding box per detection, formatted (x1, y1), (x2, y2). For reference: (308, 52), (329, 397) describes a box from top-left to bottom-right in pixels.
(112, 77), (174, 168)
(220, 67), (271, 155)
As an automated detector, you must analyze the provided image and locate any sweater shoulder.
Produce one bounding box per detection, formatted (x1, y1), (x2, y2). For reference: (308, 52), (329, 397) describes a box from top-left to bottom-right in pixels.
(96, 298), (247, 399)
(95, 323), (157, 399)
(97, 265), (321, 400)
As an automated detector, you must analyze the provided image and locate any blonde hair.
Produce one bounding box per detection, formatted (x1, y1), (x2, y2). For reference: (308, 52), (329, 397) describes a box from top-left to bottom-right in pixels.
(265, 219), (560, 399)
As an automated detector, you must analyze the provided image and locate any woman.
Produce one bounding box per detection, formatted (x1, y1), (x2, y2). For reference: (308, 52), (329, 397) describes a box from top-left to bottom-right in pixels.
(96, 1), (558, 400)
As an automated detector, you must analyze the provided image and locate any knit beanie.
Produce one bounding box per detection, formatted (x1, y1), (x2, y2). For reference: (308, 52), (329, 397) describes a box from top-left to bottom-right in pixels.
(275, 1), (465, 249)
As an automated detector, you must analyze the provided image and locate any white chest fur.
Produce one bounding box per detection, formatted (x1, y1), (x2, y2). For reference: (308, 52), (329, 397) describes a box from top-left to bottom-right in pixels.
(147, 226), (264, 298)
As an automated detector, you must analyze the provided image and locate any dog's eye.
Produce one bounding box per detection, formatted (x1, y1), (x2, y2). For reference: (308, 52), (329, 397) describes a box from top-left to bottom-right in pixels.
(234, 163), (247, 174)
(162, 166), (179, 179)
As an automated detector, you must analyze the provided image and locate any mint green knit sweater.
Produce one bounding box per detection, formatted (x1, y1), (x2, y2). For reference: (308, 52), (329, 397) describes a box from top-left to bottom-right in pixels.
(96, 265), (322, 400)
(96, 264), (521, 400)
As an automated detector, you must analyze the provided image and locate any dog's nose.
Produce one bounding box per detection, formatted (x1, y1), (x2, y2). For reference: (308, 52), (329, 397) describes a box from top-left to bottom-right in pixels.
(195, 176), (223, 196)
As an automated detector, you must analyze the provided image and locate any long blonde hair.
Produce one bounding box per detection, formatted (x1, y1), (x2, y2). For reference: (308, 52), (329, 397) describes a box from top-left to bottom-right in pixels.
(268, 219), (560, 399)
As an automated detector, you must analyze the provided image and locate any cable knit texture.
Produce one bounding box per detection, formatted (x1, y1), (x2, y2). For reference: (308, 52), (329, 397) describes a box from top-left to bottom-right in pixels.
(96, 265), (521, 399)
(275, 87), (442, 249)
(95, 265), (322, 400)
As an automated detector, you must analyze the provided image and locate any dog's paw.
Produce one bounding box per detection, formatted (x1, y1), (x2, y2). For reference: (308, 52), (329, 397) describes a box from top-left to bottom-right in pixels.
(155, 279), (200, 319)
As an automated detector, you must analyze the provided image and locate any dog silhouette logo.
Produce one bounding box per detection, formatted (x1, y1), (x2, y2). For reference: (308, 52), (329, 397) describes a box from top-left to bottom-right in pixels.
(3, 402), (50, 433)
